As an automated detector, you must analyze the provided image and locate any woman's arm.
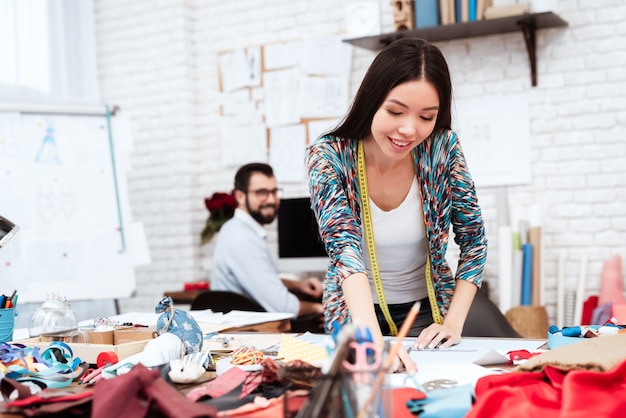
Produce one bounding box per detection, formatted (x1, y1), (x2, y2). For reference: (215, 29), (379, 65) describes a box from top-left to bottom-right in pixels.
(343, 272), (417, 373)
(414, 279), (477, 349)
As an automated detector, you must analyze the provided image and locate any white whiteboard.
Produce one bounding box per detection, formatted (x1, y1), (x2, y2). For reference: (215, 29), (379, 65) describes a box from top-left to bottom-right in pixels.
(453, 94), (532, 187)
(0, 112), (142, 302)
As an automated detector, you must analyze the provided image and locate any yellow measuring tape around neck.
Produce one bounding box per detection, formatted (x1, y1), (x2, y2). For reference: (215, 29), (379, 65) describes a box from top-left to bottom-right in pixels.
(357, 140), (398, 336)
(357, 141), (442, 332)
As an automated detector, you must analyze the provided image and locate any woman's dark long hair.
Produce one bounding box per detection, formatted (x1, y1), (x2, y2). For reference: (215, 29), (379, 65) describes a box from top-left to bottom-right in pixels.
(328, 38), (452, 141)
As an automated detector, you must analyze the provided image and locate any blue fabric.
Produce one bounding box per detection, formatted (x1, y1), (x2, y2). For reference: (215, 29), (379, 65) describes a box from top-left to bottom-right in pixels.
(407, 384), (474, 418)
(155, 297), (203, 354)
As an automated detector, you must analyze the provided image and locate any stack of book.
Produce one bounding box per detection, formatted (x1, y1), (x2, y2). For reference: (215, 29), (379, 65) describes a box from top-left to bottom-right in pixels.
(415, 1), (529, 28)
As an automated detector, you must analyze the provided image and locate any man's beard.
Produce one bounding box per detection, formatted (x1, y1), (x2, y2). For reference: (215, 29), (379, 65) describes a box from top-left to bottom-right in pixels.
(246, 201), (278, 225)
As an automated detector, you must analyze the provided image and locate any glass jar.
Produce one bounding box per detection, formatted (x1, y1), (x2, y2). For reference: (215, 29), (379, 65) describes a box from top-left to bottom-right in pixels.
(28, 299), (78, 337)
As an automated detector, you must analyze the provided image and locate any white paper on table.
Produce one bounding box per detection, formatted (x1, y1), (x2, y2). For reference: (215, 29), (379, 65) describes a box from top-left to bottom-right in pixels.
(385, 363), (502, 390)
(406, 337), (546, 366)
(190, 310), (294, 327)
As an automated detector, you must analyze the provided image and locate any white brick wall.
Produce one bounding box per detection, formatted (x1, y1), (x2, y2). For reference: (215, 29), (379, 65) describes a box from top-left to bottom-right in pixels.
(94, 0), (626, 326)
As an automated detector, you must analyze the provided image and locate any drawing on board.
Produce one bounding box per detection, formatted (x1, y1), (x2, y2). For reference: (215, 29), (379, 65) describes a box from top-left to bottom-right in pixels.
(0, 112), (143, 303)
(35, 122), (62, 164)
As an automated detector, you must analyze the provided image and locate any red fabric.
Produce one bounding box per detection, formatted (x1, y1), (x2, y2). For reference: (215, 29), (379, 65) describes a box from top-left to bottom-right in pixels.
(507, 349), (543, 363)
(382, 387), (426, 418)
(582, 295), (599, 325)
(6, 390), (93, 408)
(468, 359), (626, 417)
(216, 390), (309, 418)
(186, 367), (262, 402)
(92, 363), (216, 418)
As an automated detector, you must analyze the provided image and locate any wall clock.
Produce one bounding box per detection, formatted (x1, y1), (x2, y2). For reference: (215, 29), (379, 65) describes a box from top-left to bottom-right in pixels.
(345, 2), (381, 37)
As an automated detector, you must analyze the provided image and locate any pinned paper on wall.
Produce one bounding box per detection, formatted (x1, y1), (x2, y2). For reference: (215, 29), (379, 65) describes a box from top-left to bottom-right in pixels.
(269, 124), (307, 183)
(307, 118), (341, 144)
(299, 36), (353, 76)
(219, 122), (268, 166)
(218, 47), (262, 92)
(215, 36), (351, 170)
(263, 68), (302, 127)
(453, 94), (532, 187)
(298, 75), (350, 119)
(263, 40), (302, 71)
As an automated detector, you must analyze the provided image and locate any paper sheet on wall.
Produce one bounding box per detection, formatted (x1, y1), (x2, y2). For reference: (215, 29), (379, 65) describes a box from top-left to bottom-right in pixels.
(453, 94), (532, 187)
(299, 75), (350, 118)
(263, 40), (303, 70)
(300, 36), (353, 76)
(219, 90), (263, 124)
(307, 118), (340, 144)
(269, 124), (307, 183)
(218, 48), (255, 92)
(263, 68), (301, 127)
(219, 121), (268, 166)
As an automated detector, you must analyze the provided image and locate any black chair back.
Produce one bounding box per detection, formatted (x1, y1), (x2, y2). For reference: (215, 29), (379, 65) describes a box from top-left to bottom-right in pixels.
(190, 290), (266, 313)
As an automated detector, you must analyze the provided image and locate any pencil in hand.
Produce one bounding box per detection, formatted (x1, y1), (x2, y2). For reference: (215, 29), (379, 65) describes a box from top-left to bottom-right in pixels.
(357, 300), (421, 418)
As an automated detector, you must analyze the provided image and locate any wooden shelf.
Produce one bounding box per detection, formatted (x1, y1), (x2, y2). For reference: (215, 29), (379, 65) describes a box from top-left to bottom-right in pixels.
(343, 12), (568, 86)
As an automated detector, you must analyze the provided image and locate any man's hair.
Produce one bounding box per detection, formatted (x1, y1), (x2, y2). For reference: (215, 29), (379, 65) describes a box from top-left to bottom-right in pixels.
(234, 162), (274, 192)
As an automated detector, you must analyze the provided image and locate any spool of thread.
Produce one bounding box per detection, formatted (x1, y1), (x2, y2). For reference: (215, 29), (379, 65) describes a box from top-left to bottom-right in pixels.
(598, 326), (619, 336)
(550, 325), (583, 337)
(97, 351), (119, 368)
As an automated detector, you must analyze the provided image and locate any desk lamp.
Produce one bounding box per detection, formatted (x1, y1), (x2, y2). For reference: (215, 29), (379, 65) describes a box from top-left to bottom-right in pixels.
(0, 215), (19, 248)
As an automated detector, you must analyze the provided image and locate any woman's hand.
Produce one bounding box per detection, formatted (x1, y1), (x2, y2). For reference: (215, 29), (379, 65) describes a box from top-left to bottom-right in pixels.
(390, 344), (417, 374)
(414, 280), (477, 349)
(414, 323), (462, 350)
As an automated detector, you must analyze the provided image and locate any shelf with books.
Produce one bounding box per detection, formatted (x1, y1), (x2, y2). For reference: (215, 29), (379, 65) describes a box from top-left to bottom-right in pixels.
(343, 11), (568, 87)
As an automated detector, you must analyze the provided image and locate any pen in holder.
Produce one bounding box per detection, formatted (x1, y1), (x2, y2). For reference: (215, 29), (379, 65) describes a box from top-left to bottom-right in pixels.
(296, 324), (391, 418)
(341, 339), (389, 418)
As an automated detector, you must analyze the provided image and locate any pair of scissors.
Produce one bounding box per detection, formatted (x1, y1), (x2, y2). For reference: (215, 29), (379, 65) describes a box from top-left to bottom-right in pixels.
(342, 326), (382, 385)
(79, 362), (111, 385)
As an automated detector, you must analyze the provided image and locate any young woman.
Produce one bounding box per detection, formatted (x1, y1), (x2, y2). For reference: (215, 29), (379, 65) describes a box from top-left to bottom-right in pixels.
(306, 38), (487, 371)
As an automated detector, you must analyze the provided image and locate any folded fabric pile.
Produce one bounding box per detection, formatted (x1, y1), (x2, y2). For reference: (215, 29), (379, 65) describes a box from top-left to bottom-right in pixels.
(468, 334), (626, 417)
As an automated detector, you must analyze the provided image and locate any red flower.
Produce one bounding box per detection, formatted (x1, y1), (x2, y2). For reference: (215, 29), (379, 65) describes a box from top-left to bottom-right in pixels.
(204, 192), (237, 214)
(201, 192), (237, 245)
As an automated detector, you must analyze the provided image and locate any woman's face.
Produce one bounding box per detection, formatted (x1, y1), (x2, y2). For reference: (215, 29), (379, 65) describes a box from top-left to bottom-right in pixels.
(369, 78), (439, 161)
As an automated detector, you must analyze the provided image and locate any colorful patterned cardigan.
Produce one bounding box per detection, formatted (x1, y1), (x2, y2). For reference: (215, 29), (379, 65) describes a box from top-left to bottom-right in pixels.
(305, 130), (487, 332)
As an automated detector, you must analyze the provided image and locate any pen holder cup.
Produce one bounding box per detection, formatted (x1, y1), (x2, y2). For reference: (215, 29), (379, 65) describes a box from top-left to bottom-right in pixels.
(0, 307), (18, 343)
(339, 369), (388, 418)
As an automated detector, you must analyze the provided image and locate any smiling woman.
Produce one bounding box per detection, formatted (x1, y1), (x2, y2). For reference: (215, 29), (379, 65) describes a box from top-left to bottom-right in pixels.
(306, 37), (487, 373)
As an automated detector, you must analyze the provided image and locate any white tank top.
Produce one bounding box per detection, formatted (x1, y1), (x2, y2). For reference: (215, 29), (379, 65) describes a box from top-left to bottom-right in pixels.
(361, 176), (428, 304)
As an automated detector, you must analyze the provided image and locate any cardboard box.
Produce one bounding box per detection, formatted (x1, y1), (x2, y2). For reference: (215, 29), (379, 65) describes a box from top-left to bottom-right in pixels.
(86, 330), (115, 345)
(113, 326), (156, 345)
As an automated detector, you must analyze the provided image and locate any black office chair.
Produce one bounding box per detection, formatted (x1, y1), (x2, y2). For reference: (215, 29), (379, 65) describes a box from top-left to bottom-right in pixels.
(190, 290), (265, 313)
(462, 291), (522, 338)
(190, 290), (323, 334)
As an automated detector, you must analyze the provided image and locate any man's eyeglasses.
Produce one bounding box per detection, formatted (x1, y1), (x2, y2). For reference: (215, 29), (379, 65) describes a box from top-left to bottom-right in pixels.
(247, 188), (282, 200)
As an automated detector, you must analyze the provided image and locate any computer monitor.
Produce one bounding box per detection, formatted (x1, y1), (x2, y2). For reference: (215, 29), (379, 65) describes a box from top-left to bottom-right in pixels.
(277, 197), (329, 272)
(0, 215), (19, 248)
